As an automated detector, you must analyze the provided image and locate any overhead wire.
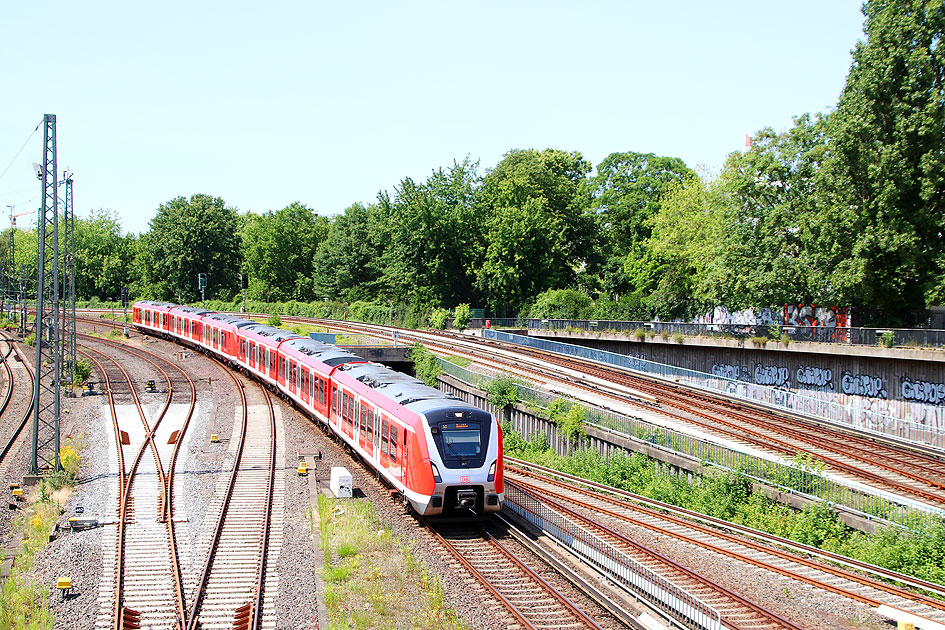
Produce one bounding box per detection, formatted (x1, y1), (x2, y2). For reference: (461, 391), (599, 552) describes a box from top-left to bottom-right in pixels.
(0, 120), (42, 185)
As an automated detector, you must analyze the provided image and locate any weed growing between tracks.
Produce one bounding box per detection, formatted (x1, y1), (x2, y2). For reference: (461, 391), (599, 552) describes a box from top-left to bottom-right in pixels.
(0, 434), (86, 629)
(314, 494), (467, 630)
(503, 424), (945, 591)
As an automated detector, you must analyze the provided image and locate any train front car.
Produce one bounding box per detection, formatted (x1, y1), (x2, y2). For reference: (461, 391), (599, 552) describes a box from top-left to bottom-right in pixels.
(410, 397), (504, 517)
(343, 363), (503, 517)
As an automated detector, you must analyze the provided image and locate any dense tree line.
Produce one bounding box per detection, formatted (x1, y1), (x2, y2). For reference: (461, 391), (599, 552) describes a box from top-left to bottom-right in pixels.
(3, 1), (941, 325)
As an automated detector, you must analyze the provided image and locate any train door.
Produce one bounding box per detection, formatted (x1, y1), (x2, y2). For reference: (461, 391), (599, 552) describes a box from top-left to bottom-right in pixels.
(401, 427), (408, 481)
(358, 402), (368, 451)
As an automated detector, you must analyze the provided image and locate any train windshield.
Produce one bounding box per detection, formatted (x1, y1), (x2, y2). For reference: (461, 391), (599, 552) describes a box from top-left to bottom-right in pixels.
(441, 427), (481, 457)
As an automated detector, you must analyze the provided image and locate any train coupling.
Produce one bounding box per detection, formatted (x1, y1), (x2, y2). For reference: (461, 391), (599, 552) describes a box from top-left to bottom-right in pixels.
(456, 489), (477, 509)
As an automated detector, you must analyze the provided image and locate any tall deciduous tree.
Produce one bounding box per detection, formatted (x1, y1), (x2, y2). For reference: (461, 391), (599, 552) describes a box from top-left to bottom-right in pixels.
(137, 194), (241, 302)
(312, 202), (382, 302)
(241, 202), (327, 302)
(819, 0), (945, 316)
(75, 209), (138, 300)
(716, 114), (830, 308)
(376, 159), (482, 308)
(476, 149), (593, 311)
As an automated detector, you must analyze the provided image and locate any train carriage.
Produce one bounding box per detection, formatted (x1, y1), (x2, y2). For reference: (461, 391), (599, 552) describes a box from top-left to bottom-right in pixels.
(131, 300), (503, 517)
(279, 337), (363, 423)
(169, 305), (211, 344)
(197, 312), (253, 359)
(237, 324), (301, 386)
(133, 301), (178, 335)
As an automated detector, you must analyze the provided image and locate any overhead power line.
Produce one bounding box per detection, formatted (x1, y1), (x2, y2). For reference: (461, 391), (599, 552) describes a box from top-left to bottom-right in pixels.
(0, 120), (42, 185)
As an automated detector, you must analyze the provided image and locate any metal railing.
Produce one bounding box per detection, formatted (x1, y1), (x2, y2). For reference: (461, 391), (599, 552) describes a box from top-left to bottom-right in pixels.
(462, 318), (945, 348)
(437, 359), (945, 529)
(504, 482), (722, 630)
(482, 329), (945, 450)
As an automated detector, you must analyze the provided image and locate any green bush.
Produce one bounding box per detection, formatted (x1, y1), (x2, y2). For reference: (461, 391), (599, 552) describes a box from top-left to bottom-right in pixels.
(483, 374), (520, 410)
(452, 303), (471, 331)
(547, 400), (587, 443)
(409, 344), (442, 387)
(24, 333), (35, 347)
(429, 308), (449, 330)
(266, 314), (282, 327)
(527, 288), (594, 319)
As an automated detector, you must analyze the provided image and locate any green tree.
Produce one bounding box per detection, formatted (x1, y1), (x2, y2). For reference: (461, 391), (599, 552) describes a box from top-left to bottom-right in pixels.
(74, 209), (138, 300)
(715, 114), (830, 308)
(312, 203), (383, 302)
(591, 151), (694, 258)
(376, 159), (483, 309)
(241, 202), (327, 302)
(631, 173), (726, 318)
(527, 288), (594, 319)
(136, 194), (241, 302)
(476, 149), (593, 311)
(818, 0), (945, 316)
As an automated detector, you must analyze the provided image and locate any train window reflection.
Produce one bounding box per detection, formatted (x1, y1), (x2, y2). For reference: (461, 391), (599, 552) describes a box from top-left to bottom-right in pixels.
(442, 429), (480, 457)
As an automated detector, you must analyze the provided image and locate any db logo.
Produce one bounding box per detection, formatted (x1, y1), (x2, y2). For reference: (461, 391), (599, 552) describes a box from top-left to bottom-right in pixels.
(460, 476), (470, 483)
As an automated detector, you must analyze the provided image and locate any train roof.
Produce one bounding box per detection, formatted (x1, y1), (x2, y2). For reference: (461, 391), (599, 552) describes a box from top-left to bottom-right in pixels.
(171, 305), (211, 316)
(282, 338), (363, 367)
(242, 324), (303, 342)
(135, 300), (178, 309)
(202, 312), (256, 327)
(340, 362), (467, 412)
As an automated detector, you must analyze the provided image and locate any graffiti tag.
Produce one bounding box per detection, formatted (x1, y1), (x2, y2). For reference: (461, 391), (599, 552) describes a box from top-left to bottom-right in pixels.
(796, 366), (834, 391)
(712, 362), (743, 381)
(840, 371), (887, 399)
(754, 364), (791, 388)
(900, 377), (945, 406)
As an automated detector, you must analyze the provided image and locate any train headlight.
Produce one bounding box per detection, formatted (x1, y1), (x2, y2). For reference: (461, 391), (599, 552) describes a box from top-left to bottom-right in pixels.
(487, 460), (496, 482)
(431, 462), (442, 483)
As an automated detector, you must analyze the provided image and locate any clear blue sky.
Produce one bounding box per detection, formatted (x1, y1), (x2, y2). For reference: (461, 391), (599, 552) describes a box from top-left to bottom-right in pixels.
(1, 1), (866, 236)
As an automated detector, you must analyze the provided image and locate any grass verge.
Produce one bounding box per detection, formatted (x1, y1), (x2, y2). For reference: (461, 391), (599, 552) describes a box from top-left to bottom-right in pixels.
(315, 494), (467, 629)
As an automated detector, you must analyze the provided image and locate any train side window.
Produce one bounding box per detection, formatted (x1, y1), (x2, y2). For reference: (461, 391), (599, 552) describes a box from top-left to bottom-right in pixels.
(390, 425), (398, 461)
(381, 419), (390, 455)
(359, 405), (367, 439)
(366, 409), (374, 445)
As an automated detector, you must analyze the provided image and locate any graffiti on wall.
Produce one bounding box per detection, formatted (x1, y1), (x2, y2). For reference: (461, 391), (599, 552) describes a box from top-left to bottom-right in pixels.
(626, 352), (648, 371)
(696, 306), (778, 326)
(796, 365), (834, 392)
(783, 304), (851, 342)
(900, 377), (945, 406)
(711, 362), (750, 381)
(753, 363), (791, 389)
(840, 371), (887, 399)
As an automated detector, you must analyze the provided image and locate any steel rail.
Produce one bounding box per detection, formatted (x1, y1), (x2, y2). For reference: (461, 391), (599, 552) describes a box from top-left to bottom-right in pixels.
(186, 364), (277, 630)
(506, 480), (807, 630)
(0, 334), (35, 465)
(80, 344), (188, 629)
(507, 458), (945, 602)
(423, 521), (603, 630)
(509, 470), (945, 618)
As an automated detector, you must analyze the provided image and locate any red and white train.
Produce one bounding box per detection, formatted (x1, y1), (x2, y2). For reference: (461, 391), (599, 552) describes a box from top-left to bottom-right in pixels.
(132, 301), (504, 517)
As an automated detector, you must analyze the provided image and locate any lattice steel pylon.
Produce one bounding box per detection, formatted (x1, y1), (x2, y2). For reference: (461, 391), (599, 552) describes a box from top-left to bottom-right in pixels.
(30, 113), (62, 474)
(61, 172), (76, 389)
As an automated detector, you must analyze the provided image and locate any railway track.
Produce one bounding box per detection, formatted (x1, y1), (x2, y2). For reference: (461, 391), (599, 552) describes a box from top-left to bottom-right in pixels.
(81, 340), (190, 629)
(187, 365), (281, 630)
(0, 331), (35, 469)
(506, 460), (945, 629)
(77, 331), (283, 629)
(427, 521), (606, 630)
